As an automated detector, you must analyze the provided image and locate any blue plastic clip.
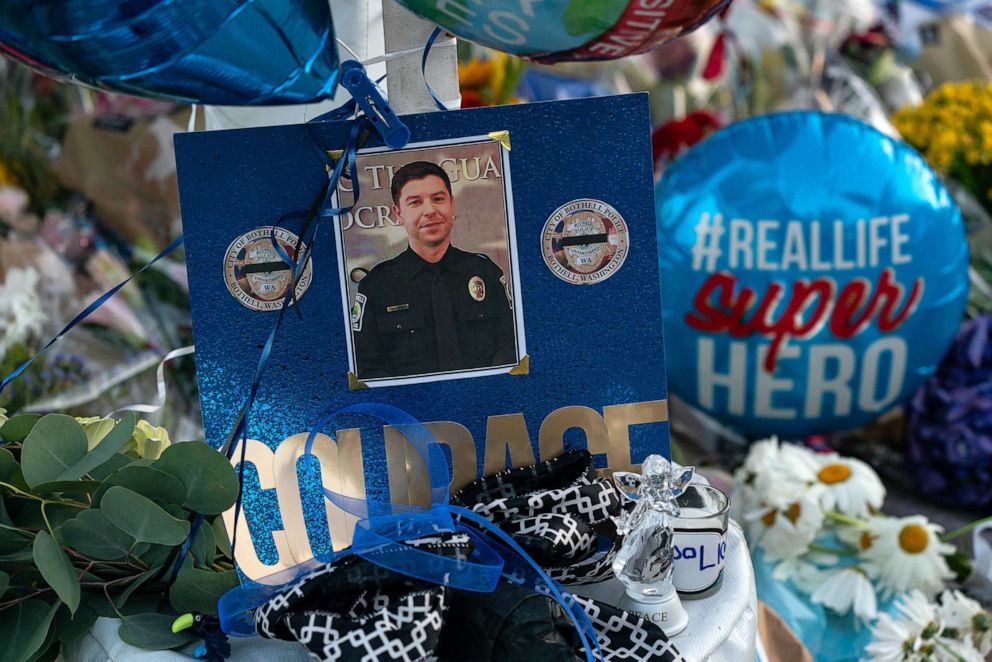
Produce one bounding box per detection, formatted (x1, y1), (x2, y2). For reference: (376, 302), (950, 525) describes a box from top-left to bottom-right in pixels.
(340, 60), (411, 149)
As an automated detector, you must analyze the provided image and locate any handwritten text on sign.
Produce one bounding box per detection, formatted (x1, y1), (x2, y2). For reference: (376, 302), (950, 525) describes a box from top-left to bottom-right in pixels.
(673, 529), (727, 593)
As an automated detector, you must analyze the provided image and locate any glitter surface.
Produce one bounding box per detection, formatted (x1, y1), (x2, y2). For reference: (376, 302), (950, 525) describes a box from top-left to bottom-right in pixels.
(177, 94), (670, 566)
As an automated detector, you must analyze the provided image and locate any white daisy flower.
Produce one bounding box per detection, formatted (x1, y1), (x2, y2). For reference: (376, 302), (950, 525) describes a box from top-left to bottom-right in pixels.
(810, 567), (878, 621)
(859, 516), (955, 599)
(771, 557), (831, 594)
(937, 590), (992, 656)
(733, 437), (783, 516)
(752, 443), (820, 531)
(865, 611), (932, 661)
(760, 488), (825, 561)
(735, 436), (783, 486)
(837, 520), (876, 554)
(812, 453), (885, 519)
(895, 591), (942, 636)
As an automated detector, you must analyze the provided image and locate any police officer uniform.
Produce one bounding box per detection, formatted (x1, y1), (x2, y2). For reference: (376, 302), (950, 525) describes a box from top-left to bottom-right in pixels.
(352, 245), (516, 379)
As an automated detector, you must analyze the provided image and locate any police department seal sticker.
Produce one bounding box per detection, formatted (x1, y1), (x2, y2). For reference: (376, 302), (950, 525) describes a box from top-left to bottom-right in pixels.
(541, 199), (629, 284)
(223, 226), (313, 311)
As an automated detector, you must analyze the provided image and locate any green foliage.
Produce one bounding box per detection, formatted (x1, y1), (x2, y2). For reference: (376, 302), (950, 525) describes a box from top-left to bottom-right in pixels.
(0, 414), (238, 659)
(0, 416), (42, 444)
(153, 442), (239, 515)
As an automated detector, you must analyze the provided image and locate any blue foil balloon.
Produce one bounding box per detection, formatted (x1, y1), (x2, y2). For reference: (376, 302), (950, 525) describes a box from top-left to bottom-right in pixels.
(656, 112), (969, 438)
(0, 0), (339, 105)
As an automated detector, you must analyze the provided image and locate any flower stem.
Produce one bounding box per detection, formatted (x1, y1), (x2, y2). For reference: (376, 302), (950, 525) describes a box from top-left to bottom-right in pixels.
(942, 516), (992, 542)
(0, 481), (42, 502)
(808, 543), (857, 557)
(824, 511), (866, 528)
(936, 639), (967, 662)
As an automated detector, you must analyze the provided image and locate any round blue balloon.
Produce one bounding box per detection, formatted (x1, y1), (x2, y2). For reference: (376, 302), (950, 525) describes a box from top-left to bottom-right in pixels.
(656, 112), (969, 438)
(0, 0), (339, 105)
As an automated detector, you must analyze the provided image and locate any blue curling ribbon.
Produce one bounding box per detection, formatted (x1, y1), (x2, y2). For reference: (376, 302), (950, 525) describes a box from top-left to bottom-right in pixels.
(422, 28), (451, 112)
(0, 235), (184, 397)
(219, 403), (604, 662)
(169, 109), (374, 585)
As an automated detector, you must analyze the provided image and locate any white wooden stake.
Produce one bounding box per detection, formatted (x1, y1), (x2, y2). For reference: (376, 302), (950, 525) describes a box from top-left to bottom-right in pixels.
(381, 0), (460, 115)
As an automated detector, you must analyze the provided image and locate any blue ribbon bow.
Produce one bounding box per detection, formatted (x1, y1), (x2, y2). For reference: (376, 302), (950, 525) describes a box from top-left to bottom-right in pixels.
(218, 403), (604, 661)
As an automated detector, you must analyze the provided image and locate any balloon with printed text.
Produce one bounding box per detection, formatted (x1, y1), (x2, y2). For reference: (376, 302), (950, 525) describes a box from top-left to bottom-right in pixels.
(656, 112), (969, 438)
(0, 0), (339, 105)
(394, 0), (731, 62)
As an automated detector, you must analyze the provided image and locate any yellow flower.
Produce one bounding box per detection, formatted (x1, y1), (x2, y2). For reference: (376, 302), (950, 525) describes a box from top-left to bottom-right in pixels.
(127, 420), (172, 460)
(76, 416), (117, 451)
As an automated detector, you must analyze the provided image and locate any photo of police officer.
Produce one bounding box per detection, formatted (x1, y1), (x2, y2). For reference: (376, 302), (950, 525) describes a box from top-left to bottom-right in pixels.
(350, 160), (518, 381)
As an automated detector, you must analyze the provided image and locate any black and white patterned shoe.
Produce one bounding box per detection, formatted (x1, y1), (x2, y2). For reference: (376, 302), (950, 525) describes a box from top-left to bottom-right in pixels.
(453, 451), (627, 585)
(255, 533), (472, 662)
(572, 594), (686, 662)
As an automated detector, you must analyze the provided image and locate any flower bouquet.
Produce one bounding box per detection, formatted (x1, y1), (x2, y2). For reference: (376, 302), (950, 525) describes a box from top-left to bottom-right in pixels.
(734, 438), (990, 660)
(893, 82), (992, 217)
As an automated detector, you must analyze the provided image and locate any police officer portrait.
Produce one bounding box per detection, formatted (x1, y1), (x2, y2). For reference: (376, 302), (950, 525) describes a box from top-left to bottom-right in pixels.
(336, 138), (525, 385)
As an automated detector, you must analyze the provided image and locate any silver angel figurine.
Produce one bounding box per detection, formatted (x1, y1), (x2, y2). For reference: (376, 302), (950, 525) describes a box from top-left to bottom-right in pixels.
(611, 455), (694, 635)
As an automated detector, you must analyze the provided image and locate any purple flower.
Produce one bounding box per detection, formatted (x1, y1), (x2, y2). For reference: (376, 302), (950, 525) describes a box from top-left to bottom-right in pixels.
(906, 315), (992, 508)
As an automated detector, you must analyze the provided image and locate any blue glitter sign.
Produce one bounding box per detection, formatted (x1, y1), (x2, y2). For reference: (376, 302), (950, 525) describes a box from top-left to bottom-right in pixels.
(175, 94), (670, 580)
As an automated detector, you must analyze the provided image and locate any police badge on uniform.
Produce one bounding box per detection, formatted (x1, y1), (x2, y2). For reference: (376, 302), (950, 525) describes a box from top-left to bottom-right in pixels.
(468, 276), (486, 301)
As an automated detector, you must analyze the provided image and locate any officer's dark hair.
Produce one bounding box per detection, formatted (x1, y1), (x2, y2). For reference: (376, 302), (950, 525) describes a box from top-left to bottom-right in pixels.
(390, 161), (452, 205)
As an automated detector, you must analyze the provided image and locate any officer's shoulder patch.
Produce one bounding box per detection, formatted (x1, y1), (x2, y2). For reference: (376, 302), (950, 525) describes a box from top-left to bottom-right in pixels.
(351, 293), (367, 332)
(500, 274), (513, 311)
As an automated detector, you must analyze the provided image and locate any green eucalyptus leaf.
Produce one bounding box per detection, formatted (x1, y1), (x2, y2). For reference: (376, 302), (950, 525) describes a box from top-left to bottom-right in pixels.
(87, 454), (132, 482)
(0, 569), (8, 597)
(136, 543), (172, 569)
(168, 566), (239, 617)
(0, 414), (41, 443)
(101, 487), (190, 546)
(56, 510), (135, 561)
(190, 520), (216, 566)
(12, 503), (77, 532)
(118, 613), (196, 650)
(0, 494), (12, 526)
(0, 599), (59, 662)
(0, 548), (35, 562)
(24, 621), (58, 662)
(91, 466), (185, 507)
(211, 517), (231, 559)
(0, 448), (18, 482)
(32, 481), (101, 496)
(114, 567), (159, 611)
(54, 598), (98, 642)
(0, 525), (32, 555)
(117, 594), (164, 617)
(59, 413), (136, 482)
(153, 442), (238, 515)
(33, 531), (80, 614)
(20, 415), (88, 488)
